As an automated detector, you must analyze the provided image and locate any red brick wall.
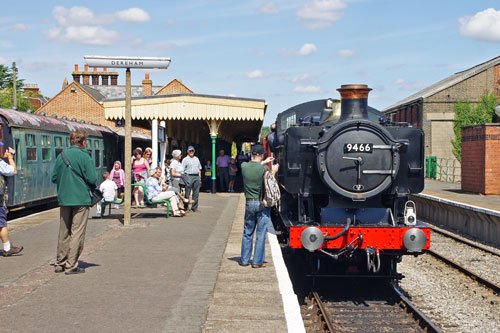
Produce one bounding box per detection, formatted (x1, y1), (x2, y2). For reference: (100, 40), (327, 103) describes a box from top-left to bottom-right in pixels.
(461, 124), (500, 194)
(155, 79), (193, 95)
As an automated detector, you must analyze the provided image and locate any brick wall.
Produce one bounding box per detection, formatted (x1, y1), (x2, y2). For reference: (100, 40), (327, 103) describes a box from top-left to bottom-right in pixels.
(461, 124), (500, 194)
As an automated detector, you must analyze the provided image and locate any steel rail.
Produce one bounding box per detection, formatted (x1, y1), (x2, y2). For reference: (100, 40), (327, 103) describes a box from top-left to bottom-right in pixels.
(391, 283), (442, 333)
(311, 291), (335, 333)
(429, 225), (500, 257)
(426, 249), (500, 295)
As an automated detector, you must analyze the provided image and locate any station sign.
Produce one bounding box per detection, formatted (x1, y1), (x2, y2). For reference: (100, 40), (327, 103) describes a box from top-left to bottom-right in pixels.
(84, 55), (171, 69)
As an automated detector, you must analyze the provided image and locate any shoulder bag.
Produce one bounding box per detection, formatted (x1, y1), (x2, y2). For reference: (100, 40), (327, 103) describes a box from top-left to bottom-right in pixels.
(61, 151), (103, 206)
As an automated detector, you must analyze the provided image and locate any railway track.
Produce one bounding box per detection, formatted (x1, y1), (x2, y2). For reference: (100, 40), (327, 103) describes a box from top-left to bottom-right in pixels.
(302, 282), (441, 332)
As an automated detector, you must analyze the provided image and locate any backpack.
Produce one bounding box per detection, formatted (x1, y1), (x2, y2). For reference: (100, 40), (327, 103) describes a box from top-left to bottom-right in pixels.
(261, 171), (280, 208)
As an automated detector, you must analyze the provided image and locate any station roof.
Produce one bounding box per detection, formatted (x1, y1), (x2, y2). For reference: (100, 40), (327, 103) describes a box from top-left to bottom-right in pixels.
(103, 93), (266, 141)
(383, 55), (500, 112)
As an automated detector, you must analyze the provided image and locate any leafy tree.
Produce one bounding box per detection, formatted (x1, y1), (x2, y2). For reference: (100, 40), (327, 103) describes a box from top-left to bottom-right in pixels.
(231, 141), (237, 158)
(0, 64), (24, 90)
(260, 126), (270, 139)
(451, 92), (497, 162)
(0, 88), (37, 111)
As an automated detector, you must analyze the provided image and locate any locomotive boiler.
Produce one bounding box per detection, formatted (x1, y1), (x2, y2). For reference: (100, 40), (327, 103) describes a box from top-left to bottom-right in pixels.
(267, 84), (431, 279)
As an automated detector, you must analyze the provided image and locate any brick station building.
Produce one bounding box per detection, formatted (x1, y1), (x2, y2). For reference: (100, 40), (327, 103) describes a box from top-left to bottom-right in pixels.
(383, 55), (500, 182)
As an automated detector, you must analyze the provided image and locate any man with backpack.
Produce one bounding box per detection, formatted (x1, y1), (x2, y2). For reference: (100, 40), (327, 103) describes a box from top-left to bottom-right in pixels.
(239, 144), (279, 268)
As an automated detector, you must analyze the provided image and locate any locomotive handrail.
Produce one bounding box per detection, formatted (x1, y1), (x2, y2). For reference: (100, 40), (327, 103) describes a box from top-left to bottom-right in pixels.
(324, 217), (351, 241)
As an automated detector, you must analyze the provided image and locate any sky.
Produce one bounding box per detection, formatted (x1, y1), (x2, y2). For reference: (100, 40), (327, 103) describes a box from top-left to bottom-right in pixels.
(1, 0), (500, 125)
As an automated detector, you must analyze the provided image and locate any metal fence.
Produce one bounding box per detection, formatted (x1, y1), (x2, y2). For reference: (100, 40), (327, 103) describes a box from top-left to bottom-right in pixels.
(435, 158), (461, 183)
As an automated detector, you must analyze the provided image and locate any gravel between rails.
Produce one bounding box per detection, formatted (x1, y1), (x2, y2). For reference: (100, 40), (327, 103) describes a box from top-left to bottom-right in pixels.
(398, 252), (500, 332)
(429, 232), (500, 286)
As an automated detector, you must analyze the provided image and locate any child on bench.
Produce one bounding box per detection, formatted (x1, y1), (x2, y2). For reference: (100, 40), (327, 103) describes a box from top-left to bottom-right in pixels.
(95, 171), (118, 218)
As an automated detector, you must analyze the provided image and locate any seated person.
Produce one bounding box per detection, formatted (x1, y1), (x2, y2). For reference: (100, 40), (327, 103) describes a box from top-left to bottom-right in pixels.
(146, 168), (186, 217)
(96, 172), (117, 217)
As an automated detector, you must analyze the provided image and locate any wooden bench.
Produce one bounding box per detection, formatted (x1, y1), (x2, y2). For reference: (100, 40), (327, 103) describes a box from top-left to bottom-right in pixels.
(132, 183), (171, 218)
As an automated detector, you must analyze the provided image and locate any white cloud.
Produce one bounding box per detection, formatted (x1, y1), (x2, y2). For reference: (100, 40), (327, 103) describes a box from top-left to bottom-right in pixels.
(298, 43), (317, 55)
(293, 85), (323, 93)
(46, 26), (121, 46)
(338, 49), (355, 58)
(46, 6), (150, 46)
(394, 78), (424, 91)
(459, 8), (500, 42)
(260, 2), (278, 14)
(10, 23), (27, 32)
(291, 73), (315, 82)
(115, 8), (151, 23)
(297, 0), (347, 30)
(280, 43), (318, 56)
(245, 69), (264, 78)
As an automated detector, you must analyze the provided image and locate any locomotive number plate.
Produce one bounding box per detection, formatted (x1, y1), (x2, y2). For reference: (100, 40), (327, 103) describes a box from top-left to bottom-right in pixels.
(344, 143), (373, 153)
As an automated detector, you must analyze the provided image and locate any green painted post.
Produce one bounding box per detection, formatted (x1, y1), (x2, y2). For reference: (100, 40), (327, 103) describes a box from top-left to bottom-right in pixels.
(211, 135), (217, 194)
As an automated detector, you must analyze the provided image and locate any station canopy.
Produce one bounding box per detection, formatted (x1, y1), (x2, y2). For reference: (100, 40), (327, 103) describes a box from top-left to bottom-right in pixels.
(103, 93), (266, 142)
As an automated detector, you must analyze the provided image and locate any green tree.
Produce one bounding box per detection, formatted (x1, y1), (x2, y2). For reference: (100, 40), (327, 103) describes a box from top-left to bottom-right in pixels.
(231, 141), (237, 158)
(0, 64), (24, 90)
(451, 92), (497, 162)
(0, 88), (36, 111)
(260, 126), (270, 139)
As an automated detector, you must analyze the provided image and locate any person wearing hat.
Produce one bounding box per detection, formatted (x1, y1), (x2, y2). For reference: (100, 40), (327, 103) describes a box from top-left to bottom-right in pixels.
(181, 146), (202, 212)
(0, 143), (23, 257)
(239, 144), (278, 268)
(145, 167), (185, 217)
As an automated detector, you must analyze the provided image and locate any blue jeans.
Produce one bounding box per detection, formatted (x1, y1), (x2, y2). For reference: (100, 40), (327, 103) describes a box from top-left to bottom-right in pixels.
(240, 201), (270, 266)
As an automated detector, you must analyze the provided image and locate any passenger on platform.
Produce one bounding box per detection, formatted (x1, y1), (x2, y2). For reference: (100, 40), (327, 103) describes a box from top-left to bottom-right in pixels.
(144, 147), (153, 167)
(170, 150), (184, 192)
(239, 144), (278, 268)
(164, 159), (172, 186)
(216, 149), (230, 192)
(146, 168), (185, 217)
(0, 144), (23, 257)
(110, 161), (125, 209)
(131, 147), (143, 163)
(228, 158), (238, 193)
(181, 146), (202, 212)
(51, 130), (98, 274)
(95, 172), (118, 218)
(132, 149), (149, 207)
(203, 160), (212, 192)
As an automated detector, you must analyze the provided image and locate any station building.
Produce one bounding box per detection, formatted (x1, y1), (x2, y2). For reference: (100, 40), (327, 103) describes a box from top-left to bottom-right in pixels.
(36, 64), (266, 165)
(383, 55), (500, 182)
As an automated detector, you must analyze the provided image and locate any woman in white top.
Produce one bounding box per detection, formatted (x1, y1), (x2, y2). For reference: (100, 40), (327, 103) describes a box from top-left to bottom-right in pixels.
(170, 149), (184, 192)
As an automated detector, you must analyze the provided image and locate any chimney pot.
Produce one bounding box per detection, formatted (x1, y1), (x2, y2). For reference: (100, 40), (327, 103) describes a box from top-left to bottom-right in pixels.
(93, 67), (98, 72)
(75, 64), (79, 72)
(84, 64), (89, 72)
(145, 73), (150, 80)
(103, 68), (107, 72)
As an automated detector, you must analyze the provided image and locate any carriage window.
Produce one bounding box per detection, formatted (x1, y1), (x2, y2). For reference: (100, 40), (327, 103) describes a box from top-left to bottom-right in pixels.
(94, 140), (100, 149)
(55, 136), (63, 157)
(15, 138), (21, 168)
(42, 135), (51, 161)
(281, 113), (297, 131)
(86, 139), (91, 149)
(66, 137), (70, 147)
(25, 134), (37, 161)
(95, 150), (101, 168)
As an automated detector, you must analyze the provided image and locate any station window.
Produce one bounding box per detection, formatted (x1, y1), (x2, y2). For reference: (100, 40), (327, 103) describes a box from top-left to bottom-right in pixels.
(42, 135), (51, 161)
(25, 134), (37, 161)
(55, 136), (63, 157)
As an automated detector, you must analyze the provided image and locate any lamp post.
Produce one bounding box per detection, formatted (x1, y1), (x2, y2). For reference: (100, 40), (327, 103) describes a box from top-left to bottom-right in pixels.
(84, 56), (171, 226)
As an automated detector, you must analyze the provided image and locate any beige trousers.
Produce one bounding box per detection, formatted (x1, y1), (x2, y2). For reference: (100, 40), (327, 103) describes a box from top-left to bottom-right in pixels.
(152, 191), (180, 212)
(56, 206), (89, 271)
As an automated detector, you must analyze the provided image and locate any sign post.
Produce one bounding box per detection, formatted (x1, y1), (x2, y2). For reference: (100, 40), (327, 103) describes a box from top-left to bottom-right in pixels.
(84, 56), (171, 226)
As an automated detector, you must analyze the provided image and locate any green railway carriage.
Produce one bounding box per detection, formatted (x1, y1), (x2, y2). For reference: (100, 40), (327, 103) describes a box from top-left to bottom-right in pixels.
(0, 108), (117, 209)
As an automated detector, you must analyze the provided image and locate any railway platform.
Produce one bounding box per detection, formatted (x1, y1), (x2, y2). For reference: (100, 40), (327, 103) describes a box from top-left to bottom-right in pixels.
(412, 179), (500, 247)
(0, 193), (299, 332)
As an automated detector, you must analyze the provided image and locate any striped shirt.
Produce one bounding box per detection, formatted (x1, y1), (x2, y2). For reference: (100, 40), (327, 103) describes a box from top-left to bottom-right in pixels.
(181, 156), (202, 175)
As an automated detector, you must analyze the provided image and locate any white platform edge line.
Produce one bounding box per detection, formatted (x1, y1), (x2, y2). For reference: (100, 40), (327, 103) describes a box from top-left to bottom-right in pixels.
(417, 193), (500, 216)
(268, 225), (306, 333)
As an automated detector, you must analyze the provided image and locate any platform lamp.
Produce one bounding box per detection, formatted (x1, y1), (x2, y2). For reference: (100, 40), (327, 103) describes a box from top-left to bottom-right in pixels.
(84, 56), (171, 226)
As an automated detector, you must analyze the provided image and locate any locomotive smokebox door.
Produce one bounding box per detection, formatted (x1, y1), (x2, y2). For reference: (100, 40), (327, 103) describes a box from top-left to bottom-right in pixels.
(316, 85), (400, 200)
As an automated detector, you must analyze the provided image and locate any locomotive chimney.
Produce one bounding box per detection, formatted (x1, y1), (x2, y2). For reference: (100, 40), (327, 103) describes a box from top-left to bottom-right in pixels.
(337, 84), (372, 121)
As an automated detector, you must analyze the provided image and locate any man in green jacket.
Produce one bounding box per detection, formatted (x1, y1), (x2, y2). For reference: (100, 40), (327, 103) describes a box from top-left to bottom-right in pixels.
(51, 130), (97, 275)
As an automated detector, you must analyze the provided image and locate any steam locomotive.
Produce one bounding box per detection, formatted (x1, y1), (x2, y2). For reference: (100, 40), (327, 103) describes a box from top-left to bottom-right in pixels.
(266, 84), (430, 279)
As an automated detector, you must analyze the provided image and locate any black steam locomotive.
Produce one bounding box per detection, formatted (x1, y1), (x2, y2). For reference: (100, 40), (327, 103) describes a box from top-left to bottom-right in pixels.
(267, 84), (430, 278)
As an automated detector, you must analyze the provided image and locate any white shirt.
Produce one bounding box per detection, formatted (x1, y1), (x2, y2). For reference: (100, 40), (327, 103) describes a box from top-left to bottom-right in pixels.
(99, 179), (117, 202)
(0, 160), (14, 177)
(170, 159), (184, 178)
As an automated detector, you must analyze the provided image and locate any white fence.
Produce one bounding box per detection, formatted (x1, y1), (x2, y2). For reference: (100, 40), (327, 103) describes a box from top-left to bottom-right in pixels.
(435, 158), (461, 183)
